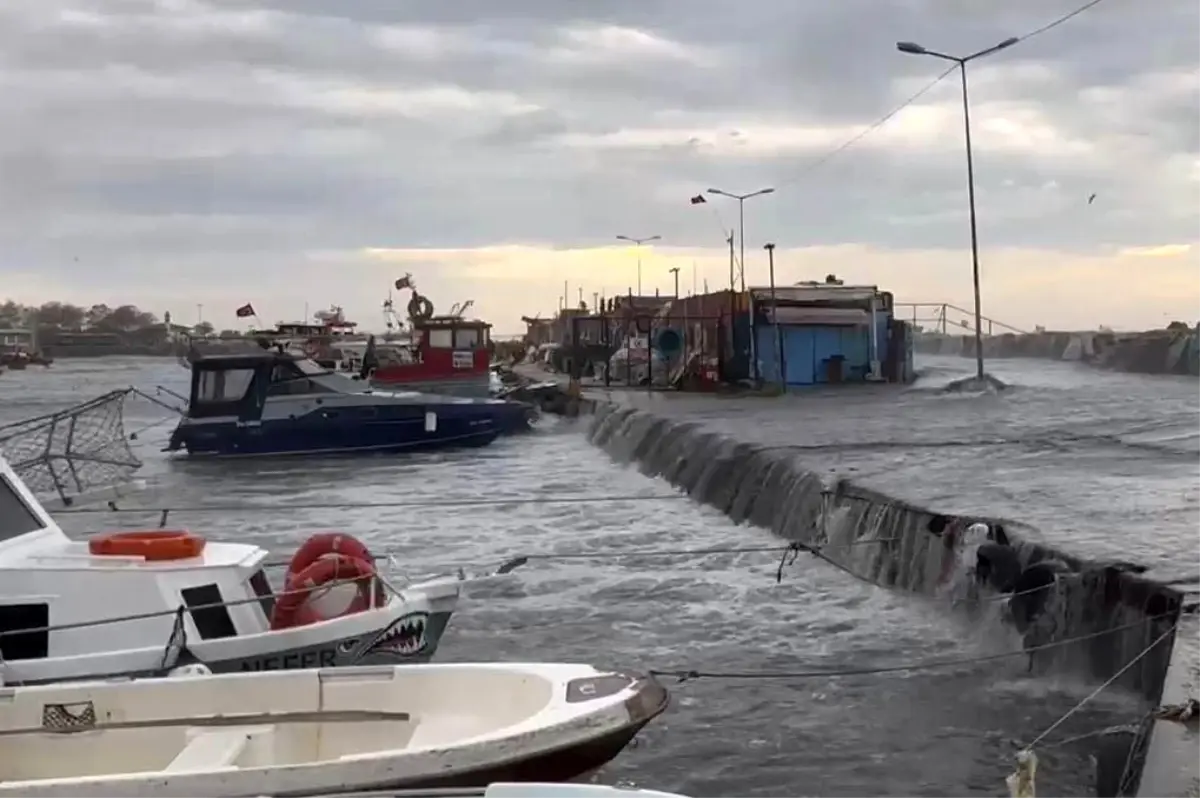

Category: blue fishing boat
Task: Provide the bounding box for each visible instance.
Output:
[166,350,532,457]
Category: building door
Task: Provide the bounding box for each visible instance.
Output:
[782,327,816,385]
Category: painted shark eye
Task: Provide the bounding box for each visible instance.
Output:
[338,638,358,654]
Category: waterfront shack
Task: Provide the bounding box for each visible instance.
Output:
[749,282,911,386]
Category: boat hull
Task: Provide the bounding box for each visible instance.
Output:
[3,586,460,686]
[0,666,668,797]
[167,403,531,457]
[368,371,492,398]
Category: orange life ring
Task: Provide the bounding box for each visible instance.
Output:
[286,533,385,607]
[270,554,378,631]
[88,530,206,561]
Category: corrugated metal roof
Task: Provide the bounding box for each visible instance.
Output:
[749,285,880,303]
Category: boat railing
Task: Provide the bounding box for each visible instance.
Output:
[0,568,470,683]
[0,390,142,507]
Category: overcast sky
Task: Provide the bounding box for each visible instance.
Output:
[1,0,1196,333]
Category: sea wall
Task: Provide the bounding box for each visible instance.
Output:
[915,328,1200,377]
[586,402,1185,703]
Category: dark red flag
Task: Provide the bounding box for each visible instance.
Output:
[235,303,256,318]
[689,194,707,205]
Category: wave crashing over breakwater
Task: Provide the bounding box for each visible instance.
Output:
[588,404,1184,702]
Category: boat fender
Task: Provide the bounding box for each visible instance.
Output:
[88,530,207,561]
[1007,559,1070,633]
[975,542,1021,593]
[271,554,378,631]
[286,533,386,607]
[168,663,213,678]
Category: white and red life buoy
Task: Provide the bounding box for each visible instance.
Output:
[271,533,388,630]
[270,553,380,631]
[286,533,377,581]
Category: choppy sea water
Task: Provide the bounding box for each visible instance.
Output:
[1,355,1195,797]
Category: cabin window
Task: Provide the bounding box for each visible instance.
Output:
[0,474,45,543]
[197,368,254,403]
[268,362,334,397]
[453,327,481,348]
[0,603,49,660]
[427,329,454,349]
[180,584,238,640]
[247,569,275,620]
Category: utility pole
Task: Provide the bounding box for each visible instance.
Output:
[707,187,775,294]
[615,234,661,296]
[668,267,680,299]
[897,36,1017,382]
[765,243,784,390]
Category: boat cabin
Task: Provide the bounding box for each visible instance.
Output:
[0,454,279,683]
[182,351,345,421]
[412,316,492,372]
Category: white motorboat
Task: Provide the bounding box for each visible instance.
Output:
[0,662,670,797]
[313,784,691,798]
[0,451,462,684]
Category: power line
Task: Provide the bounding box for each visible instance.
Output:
[773,0,1113,190]
[1017,0,1109,43]
[649,615,1175,682]
[54,493,691,517]
[774,64,958,190]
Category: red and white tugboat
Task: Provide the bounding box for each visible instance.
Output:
[353,275,494,398]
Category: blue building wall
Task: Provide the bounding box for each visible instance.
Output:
[756,322,881,385]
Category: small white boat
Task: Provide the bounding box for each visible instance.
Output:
[0,662,670,797]
[311,783,691,798]
[0,450,462,684]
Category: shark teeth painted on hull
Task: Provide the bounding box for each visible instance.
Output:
[368,611,430,657]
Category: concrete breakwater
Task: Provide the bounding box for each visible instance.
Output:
[915,328,1200,376]
[586,402,1185,705]
[585,399,1195,792]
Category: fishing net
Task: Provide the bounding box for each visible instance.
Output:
[0,389,142,506]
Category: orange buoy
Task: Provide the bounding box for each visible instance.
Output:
[88,530,206,561]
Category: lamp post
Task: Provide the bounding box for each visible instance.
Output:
[668,267,680,299]
[896,36,1018,381]
[705,188,774,293]
[764,243,784,390]
[615,234,661,295]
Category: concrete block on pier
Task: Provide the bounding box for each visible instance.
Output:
[914,328,1200,377]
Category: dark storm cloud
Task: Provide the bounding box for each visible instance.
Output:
[0,0,1196,293]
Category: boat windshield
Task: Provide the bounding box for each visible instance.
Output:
[293,358,334,377]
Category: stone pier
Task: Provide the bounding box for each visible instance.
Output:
[555,383,1194,795]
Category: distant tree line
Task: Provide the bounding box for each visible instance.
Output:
[0,300,245,338]
[0,300,160,332]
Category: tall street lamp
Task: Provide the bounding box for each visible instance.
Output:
[896,36,1018,382]
[705,188,774,293]
[668,266,680,299]
[615,234,662,295]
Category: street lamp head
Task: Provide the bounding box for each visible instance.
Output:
[759,188,775,196]
[615,235,631,242]
[763,242,775,250]
[647,235,662,242]
[896,41,927,55]
[995,36,1020,51]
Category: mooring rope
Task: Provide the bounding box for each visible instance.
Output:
[1021,624,1179,753]
[647,614,1177,683]
[54,494,692,518]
